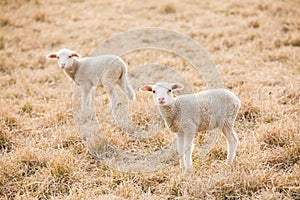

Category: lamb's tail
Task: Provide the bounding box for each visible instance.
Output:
[118,58,135,101]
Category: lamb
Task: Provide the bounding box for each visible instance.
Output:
[140,82,241,172]
[46,49,135,113]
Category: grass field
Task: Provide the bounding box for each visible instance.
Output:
[0,0,299,199]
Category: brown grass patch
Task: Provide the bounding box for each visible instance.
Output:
[0,129,13,153]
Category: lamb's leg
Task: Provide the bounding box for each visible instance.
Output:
[222,126,239,165]
[183,133,195,171]
[101,66,121,110]
[103,81,135,131]
[117,75,135,101]
[177,134,185,170]
[102,82,117,109]
[81,84,93,111]
[198,129,221,159]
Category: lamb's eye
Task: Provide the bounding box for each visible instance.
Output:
[168,89,172,92]
[57,56,59,59]
[68,55,72,58]
[153,90,156,94]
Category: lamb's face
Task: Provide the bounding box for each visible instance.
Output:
[139,82,184,107]
[152,84,174,106]
[46,49,80,69]
[56,50,74,69]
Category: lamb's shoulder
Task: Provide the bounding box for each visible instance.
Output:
[173,95,202,125]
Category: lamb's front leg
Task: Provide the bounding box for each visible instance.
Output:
[81,84,93,112]
[176,133,185,171]
[184,132,195,172]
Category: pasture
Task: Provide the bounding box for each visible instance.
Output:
[0,0,299,199]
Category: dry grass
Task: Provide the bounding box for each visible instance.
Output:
[1,0,300,199]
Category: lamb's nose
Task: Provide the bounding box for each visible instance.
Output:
[61,63,65,68]
[158,97,165,101]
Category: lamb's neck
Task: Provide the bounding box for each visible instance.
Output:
[64,59,80,82]
[158,102,177,127]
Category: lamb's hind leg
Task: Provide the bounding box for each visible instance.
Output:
[117,75,135,101]
[222,125,239,165]
[102,81,118,112]
[103,77,134,130]
[198,129,221,159]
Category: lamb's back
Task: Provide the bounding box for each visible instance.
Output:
[76,55,123,86]
[174,88,240,131]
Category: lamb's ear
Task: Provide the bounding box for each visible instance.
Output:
[171,83,184,91]
[71,51,81,58]
[139,85,153,93]
[46,52,58,60]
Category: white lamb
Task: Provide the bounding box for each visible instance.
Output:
[140,82,241,172]
[46,49,135,112]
